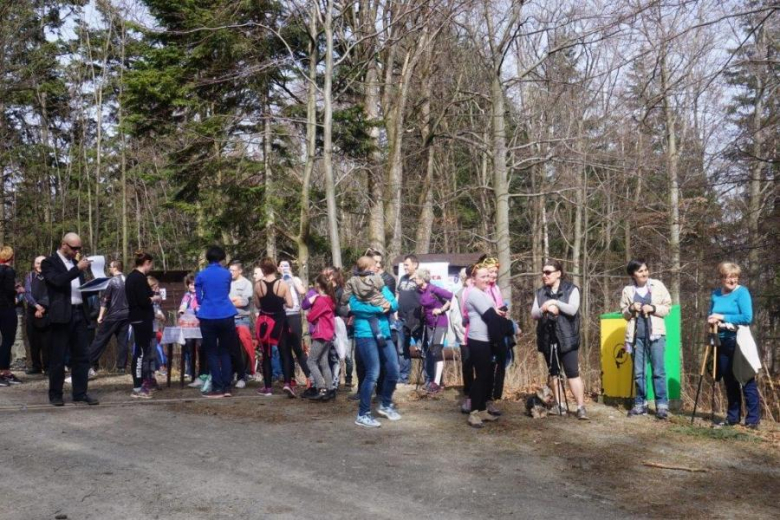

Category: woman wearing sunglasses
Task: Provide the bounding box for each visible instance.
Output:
[530,260,587,420]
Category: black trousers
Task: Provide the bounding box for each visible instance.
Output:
[467,339,495,412]
[492,342,508,401]
[131,320,155,388]
[461,342,473,396]
[26,312,51,372]
[48,308,90,400]
[89,319,130,370]
[287,314,310,379]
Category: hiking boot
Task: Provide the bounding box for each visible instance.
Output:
[461,398,471,414]
[132,387,152,399]
[576,406,589,421]
[283,384,297,398]
[301,387,318,399]
[468,410,484,428]
[74,394,99,406]
[655,407,669,420]
[479,410,499,422]
[486,401,502,416]
[376,403,402,421]
[355,413,381,428]
[627,405,648,417]
[257,387,273,396]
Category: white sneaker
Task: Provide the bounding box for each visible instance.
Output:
[64,376,72,385]
[355,414,381,428]
[376,403,402,421]
[188,377,204,388]
[235,379,246,389]
[88,368,97,379]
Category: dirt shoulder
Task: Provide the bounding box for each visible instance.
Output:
[1,373,778,519]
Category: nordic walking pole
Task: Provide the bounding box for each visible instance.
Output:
[710,323,719,423]
[690,338,712,425]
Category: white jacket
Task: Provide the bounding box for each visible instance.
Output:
[621,278,672,344]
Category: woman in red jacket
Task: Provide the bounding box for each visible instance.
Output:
[306,274,337,401]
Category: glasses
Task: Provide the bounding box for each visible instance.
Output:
[66,243,82,251]
[542,269,559,276]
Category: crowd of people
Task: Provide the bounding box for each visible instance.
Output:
[0,234,761,430]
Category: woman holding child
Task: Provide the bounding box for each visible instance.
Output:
[347,256,400,428]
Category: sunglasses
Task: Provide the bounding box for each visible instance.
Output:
[542,269,559,276]
[66,244,82,251]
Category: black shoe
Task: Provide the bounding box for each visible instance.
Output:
[50,396,65,407]
[301,387,319,399]
[1,374,22,385]
[327,389,337,401]
[74,394,100,406]
[746,423,759,430]
[344,380,353,389]
[25,368,42,375]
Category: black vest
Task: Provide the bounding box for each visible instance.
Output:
[535,280,581,354]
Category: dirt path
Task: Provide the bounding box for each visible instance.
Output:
[1,374,778,520]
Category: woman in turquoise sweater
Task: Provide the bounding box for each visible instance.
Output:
[707,262,759,428]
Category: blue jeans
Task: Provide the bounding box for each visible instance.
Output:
[633,336,668,408]
[200,317,236,393]
[355,337,399,416]
[395,319,411,383]
[718,335,760,426]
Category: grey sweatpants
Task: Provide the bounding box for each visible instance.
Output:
[307,339,333,390]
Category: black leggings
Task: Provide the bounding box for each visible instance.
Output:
[492,342,508,400]
[544,345,579,379]
[461,342,474,395]
[131,320,155,388]
[467,339,495,412]
[0,308,18,370]
[286,314,310,379]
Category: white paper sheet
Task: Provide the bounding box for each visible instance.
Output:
[88,255,107,279]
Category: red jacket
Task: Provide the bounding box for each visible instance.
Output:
[306,294,335,341]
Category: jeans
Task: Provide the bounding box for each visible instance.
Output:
[396,319,411,383]
[200,317,237,393]
[717,335,760,426]
[633,336,668,408]
[355,337,399,416]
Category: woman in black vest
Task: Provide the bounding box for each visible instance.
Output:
[531,260,588,420]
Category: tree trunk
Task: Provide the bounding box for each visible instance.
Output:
[660,48,681,304]
[322,0,342,267]
[415,44,435,254]
[264,97,276,259]
[490,73,512,304]
[747,25,766,286]
[572,127,585,287]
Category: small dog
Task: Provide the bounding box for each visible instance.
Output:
[526,386,555,418]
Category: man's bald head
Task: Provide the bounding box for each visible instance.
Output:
[60,233,83,260]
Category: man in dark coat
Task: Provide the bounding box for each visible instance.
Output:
[41,233,99,406]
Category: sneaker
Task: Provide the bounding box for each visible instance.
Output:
[203,391,226,399]
[257,387,273,396]
[376,403,402,421]
[479,410,499,422]
[188,377,205,388]
[344,380,354,389]
[25,368,42,375]
[348,392,360,401]
[468,410,484,428]
[627,405,648,417]
[0,378,9,387]
[201,376,213,394]
[283,384,297,398]
[460,398,471,414]
[576,406,589,421]
[64,376,72,385]
[301,387,318,399]
[427,382,443,395]
[1,373,22,385]
[88,368,97,379]
[355,413,381,428]
[746,423,759,430]
[655,407,669,420]
[311,388,329,401]
[235,379,246,389]
[132,387,152,399]
[550,404,567,416]
[486,401,502,416]
[324,389,337,401]
[223,390,233,397]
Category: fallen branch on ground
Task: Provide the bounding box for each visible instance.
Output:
[642,461,707,473]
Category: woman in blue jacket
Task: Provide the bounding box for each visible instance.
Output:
[707,262,758,428]
[349,271,400,428]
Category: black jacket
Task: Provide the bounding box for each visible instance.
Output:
[41,252,86,324]
[0,265,17,309]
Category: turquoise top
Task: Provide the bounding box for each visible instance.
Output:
[349,286,398,338]
[709,285,753,336]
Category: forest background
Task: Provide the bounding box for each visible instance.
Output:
[1,0,777,418]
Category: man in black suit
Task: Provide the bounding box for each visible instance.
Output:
[41,233,99,406]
